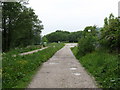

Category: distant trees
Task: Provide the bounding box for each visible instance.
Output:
[44,30,83,43]
[45,30,70,42]
[68,31,83,42]
[2,2,43,52]
[44,26,99,43]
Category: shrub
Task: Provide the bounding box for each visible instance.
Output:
[78,35,96,56]
[100,14,120,53]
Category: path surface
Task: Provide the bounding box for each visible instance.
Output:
[19,47,48,56]
[28,43,97,88]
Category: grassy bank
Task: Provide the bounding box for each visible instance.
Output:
[71,47,120,89]
[2,43,64,88]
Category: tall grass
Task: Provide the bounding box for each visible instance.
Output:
[71,47,120,89]
[2,43,64,88]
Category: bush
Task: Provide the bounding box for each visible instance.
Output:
[78,35,96,56]
[100,14,120,53]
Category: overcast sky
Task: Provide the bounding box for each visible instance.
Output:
[28,0,120,36]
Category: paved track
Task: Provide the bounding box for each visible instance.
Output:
[28,43,97,88]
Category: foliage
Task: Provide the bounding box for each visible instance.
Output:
[44,25,100,43]
[83,25,98,36]
[45,30,70,42]
[2,43,64,88]
[72,47,120,89]
[68,31,83,42]
[78,35,96,56]
[100,14,120,53]
[44,30,83,43]
[2,2,43,52]
[77,26,98,56]
[42,36,48,43]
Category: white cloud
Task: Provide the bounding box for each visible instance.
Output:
[28,0,120,35]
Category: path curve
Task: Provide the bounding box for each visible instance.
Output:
[28,43,97,88]
[19,47,48,56]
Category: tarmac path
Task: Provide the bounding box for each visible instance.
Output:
[28,43,97,88]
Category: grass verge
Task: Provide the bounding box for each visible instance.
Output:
[2,43,64,88]
[71,46,120,89]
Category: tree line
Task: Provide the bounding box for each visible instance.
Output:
[43,30,84,43]
[2,2,43,52]
[43,26,100,43]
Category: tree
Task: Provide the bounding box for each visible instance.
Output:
[2,2,43,52]
[2,2,23,51]
[68,31,83,42]
[83,25,98,37]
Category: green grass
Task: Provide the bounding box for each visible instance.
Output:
[2,43,64,88]
[71,47,120,89]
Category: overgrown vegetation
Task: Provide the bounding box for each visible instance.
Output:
[72,47,119,88]
[100,14,120,53]
[2,43,64,88]
[71,14,120,89]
